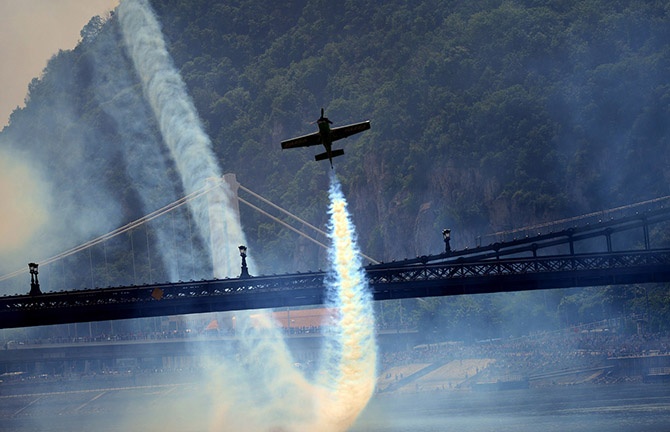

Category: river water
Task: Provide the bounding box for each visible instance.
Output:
[1,382,669,431]
[351,383,670,432]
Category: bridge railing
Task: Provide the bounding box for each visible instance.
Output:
[4,249,669,308]
[1,249,669,328]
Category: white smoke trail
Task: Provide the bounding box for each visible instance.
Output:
[314,171,377,430]
[90,21,210,282]
[204,172,376,432]
[117,0,245,278]
[116,1,375,429]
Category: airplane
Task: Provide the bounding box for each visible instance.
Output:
[280,108,371,168]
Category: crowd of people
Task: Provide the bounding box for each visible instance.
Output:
[380,326,670,384]
[3,324,330,349]
[3,315,669,392]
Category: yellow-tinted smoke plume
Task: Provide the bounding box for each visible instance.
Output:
[313,172,377,430]
[203,173,376,432]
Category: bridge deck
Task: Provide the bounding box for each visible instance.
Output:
[1,249,669,329]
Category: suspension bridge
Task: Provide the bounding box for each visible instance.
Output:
[1,176,670,329]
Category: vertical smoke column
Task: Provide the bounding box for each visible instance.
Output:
[204,172,377,432]
[117,0,246,277]
[316,171,377,431]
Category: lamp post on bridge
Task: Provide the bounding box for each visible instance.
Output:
[442,229,451,254]
[238,245,250,278]
[29,262,42,296]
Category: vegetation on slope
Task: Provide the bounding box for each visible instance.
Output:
[1,0,669,336]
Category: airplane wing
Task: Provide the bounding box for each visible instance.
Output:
[330,121,371,142]
[281,131,322,149]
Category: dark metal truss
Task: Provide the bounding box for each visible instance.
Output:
[1,249,669,329]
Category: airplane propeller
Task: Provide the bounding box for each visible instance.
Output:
[313,107,332,125]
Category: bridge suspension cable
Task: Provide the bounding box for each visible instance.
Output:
[0,183,216,283]
[0,177,380,284]
[482,195,670,244]
[239,185,329,238]
[237,184,379,264]
[2,181,668,285]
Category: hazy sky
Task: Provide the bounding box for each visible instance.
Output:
[0,0,119,128]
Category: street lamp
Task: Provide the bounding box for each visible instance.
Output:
[29,262,42,296]
[442,229,451,254]
[238,245,250,278]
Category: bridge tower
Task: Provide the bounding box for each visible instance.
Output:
[206,174,242,278]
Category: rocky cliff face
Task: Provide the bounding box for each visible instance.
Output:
[343,154,572,263]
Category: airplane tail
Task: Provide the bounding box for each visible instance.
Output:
[315,149,344,161]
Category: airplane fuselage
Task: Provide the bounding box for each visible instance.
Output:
[317,119,334,152]
[317,119,332,141]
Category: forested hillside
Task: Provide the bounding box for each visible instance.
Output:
[1,0,669,337]
[153,0,670,259]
